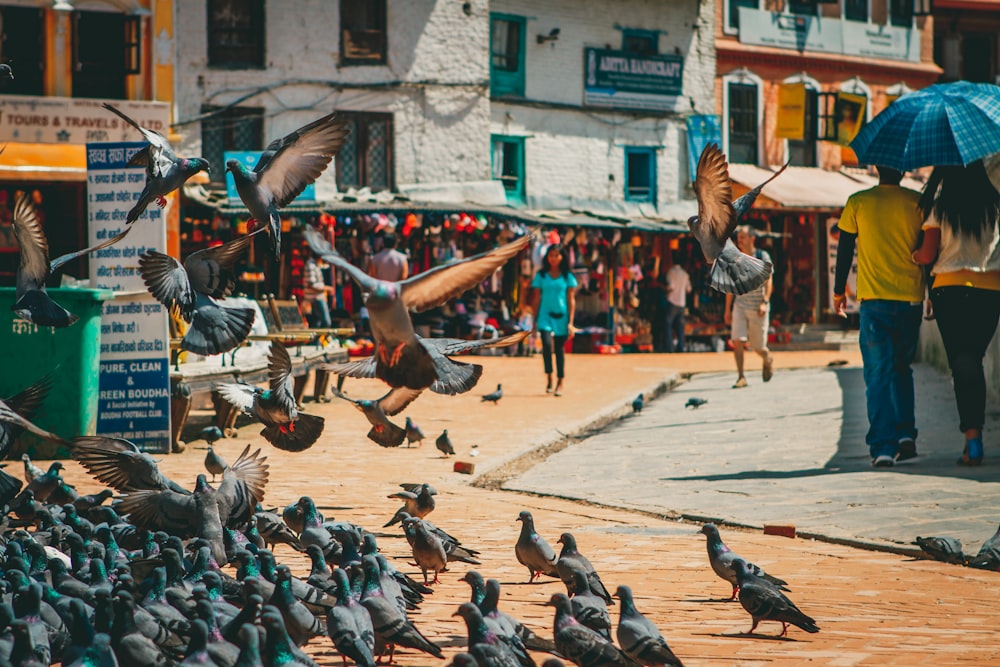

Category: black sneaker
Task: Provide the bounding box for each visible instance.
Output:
[898,438,917,461]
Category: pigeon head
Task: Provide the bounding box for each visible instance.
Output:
[194,474,212,493]
[730,558,752,582]
[183,157,211,177]
[450,654,480,667]
[368,281,400,305]
[452,601,483,623]
[0,64,12,80]
[545,592,573,612]
[516,510,533,525]
[557,532,576,549]
[226,159,251,179]
[461,570,484,588]
[699,523,721,540]
[613,584,633,605]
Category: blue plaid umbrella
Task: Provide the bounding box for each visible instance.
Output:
[851,81,1000,171]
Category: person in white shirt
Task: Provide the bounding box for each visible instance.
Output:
[665,255,692,353]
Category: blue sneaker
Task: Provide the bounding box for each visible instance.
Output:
[871,444,898,468]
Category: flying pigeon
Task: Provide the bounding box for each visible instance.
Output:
[307,225,532,393]
[481,384,503,404]
[515,510,559,582]
[0,375,66,457]
[700,523,788,600]
[330,386,421,448]
[217,341,326,452]
[227,112,349,258]
[912,535,966,565]
[631,394,643,413]
[70,435,190,494]
[102,103,211,224]
[10,192,132,327]
[614,585,684,667]
[203,445,226,482]
[732,558,819,636]
[546,593,635,667]
[405,416,425,447]
[685,397,708,409]
[436,429,456,457]
[689,144,784,294]
[968,524,1000,571]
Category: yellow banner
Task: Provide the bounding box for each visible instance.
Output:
[776,83,806,140]
[836,92,867,146]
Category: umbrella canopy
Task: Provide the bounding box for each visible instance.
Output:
[850,81,1000,171]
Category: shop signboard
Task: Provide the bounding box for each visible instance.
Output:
[583,48,684,112]
[224,151,315,203]
[686,115,722,182]
[87,141,171,453]
[826,216,859,314]
[0,95,169,144]
[842,20,920,63]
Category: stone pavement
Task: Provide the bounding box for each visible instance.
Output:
[36,349,1000,666]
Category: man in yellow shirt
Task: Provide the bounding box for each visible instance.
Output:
[834,166,925,468]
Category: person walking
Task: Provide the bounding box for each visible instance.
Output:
[911,161,1000,466]
[302,246,333,328]
[665,255,692,353]
[530,243,578,396]
[834,165,924,468]
[724,226,774,388]
[369,232,409,281]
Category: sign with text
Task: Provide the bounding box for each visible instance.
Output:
[0,95,169,144]
[87,142,171,452]
[776,83,807,140]
[225,151,316,203]
[584,48,684,112]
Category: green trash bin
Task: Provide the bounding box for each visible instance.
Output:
[0,286,114,459]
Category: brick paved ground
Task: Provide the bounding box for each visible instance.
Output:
[39,349,1000,666]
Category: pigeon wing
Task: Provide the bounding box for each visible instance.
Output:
[70,435,186,492]
[115,488,197,536]
[2,375,53,423]
[139,250,196,321]
[255,113,350,207]
[400,234,531,313]
[377,387,424,417]
[693,144,737,243]
[0,405,67,445]
[216,444,269,527]
[216,383,258,414]
[50,225,134,275]
[267,341,297,409]
[301,226,340,263]
[11,192,51,289]
[320,355,377,379]
[183,229,262,299]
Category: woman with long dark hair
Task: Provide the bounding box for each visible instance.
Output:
[913,160,1000,466]
[529,243,578,396]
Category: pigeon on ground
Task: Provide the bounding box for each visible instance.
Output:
[217,341,326,452]
[260,609,313,667]
[436,430,456,457]
[71,435,190,494]
[481,384,503,405]
[327,569,376,667]
[453,602,524,667]
[269,565,326,646]
[307,225,532,393]
[359,556,443,662]
[912,535,966,565]
[396,511,479,562]
[203,446,226,482]
[330,387,421,448]
[385,483,436,526]
[968,524,1000,571]
[557,532,612,605]
[700,523,788,600]
[10,192,132,328]
[404,517,448,585]
[631,394,643,413]
[689,144,784,294]
[614,585,684,667]
[255,511,305,552]
[200,425,223,446]
[515,511,560,582]
[0,376,67,455]
[547,593,636,667]
[732,558,819,636]
[405,416,425,447]
[102,103,211,224]
[21,452,45,484]
[227,112,349,258]
[565,567,613,640]
[685,397,708,409]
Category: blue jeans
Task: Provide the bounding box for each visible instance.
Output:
[665,304,686,353]
[307,297,332,328]
[859,300,922,457]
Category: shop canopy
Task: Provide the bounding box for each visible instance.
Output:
[727,164,926,210]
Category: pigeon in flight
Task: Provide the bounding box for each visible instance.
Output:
[732,558,818,636]
[912,535,966,565]
[10,192,132,327]
[481,384,503,404]
[685,397,708,409]
[404,416,425,447]
[227,112,349,258]
[0,376,63,459]
[689,144,785,294]
[217,341,326,452]
[436,429,456,457]
[70,435,190,494]
[631,394,643,413]
[700,523,788,600]
[330,386,422,448]
[102,103,211,224]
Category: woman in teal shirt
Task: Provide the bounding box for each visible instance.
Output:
[530,243,578,396]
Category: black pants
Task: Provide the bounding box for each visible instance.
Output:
[931,285,1000,432]
[665,304,686,353]
[540,331,567,378]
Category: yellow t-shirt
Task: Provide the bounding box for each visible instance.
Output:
[838,185,924,302]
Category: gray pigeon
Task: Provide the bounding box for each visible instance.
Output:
[405,416,425,447]
[452,602,523,667]
[565,568,612,640]
[557,532,613,605]
[515,511,559,582]
[481,384,503,404]
[71,435,190,494]
[546,593,636,667]
[217,342,325,452]
[386,483,436,525]
[0,376,66,456]
[436,430,456,457]
[254,511,304,552]
[269,565,325,647]
[631,394,643,413]
[102,103,211,224]
[404,517,448,585]
[10,192,131,328]
[204,446,226,482]
[731,559,818,636]
[912,535,966,565]
[359,556,443,662]
[699,523,788,600]
[307,225,531,394]
[21,452,45,484]
[968,524,1000,571]
[688,144,781,295]
[614,585,683,667]
[227,113,349,258]
[685,397,708,409]
[326,568,376,667]
[330,387,421,448]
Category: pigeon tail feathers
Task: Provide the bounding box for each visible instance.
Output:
[261,413,325,452]
[709,239,772,295]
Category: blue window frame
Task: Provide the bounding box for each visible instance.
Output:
[491,135,525,205]
[490,13,525,98]
[625,147,656,204]
[622,29,658,55]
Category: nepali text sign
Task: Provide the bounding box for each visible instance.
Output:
[0,95,169,144]
[87,142,171,453]
[225,151,316,203]
[584,48,684,112]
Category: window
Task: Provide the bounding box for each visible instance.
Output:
[727,82,759,164]
[787,1,818,16]
[340,0,386,65]
[844,0,868,22]
[726,0,758,32]
[200,106,265,182]
[622,29,658,55]
[624,148,656,204]
[491,136,525,205]
[889,0,913,27]
[490,14,525,98]
[73,11,139,100]
[963,34,996,83]
[207,0,265,69]
[0,7,43,96]
[337,113,393,192]
[787,88,818,167]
